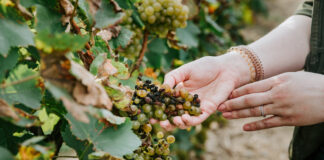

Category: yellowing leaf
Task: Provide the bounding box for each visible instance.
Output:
[18,146,41,160]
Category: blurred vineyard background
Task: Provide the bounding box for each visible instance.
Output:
[205,0,303,160]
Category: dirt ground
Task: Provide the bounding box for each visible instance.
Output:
[205,1,304,160]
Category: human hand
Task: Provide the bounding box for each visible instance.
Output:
[219,72,324,131]
[158,53,251,130]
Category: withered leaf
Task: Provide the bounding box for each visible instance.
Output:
[0,99,19,121]
[61,97,90,123]
[96,26,121,42]
[70,61,112,110]
[167,31,188,50]
[98,59,118,79]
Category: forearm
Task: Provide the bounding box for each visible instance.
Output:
[248,15,312,78]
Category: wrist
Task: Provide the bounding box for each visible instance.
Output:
[221,51,252,87]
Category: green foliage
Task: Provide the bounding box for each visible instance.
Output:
[0,65,41,109]
[0,19,34,56]
[66,114,141,158]
[0,146,14,160]
[0,0,267,159]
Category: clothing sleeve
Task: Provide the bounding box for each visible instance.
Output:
[295,0,313,17]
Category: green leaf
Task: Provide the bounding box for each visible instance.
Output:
[94,0,124,28]
[111,61,129,79]
[0,18,34,56]
[90,53,106,75]
[0,146,14,160]
[78,0,94,26]
[0,65,41,110]
[148,38,168,54]
[35,5,65,33]
[0,118,31,154]
[66,114,141,158]
[176,22,201,48]
[111,27,134,48]
[37,108,60,135]
[61,123,94,160]
[35,31,89,54]
[0,48,19,82]
[205,15,224,35]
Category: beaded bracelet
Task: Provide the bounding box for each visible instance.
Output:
[228,46,264,82]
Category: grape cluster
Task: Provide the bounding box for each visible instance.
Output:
[136,0,189,37]
[119,10,143,60]
[123,78,201,160]
[124,130,174,160]
[132,78,201,122]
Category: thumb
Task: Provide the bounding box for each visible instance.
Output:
[164,65,190,88]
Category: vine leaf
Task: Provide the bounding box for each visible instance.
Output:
[0,99,19,121]
[0,146,14,160]
[94,0,124,29]
[90,53,107,75]
[0,48,19,82]
[61,123,94,160]
[35,31,89,54]
[36,108,60,135]
[110,27,134,49]
[0,65,41,110]
[100,109,125,125]
[45,81,90,123]
[97,59,118,78]
[70,61,112,110]
[176,21,201,48]
[0,19,34,56]
[66,114,141,158]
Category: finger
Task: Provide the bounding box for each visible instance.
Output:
[231,78,275,98]
[222,104,277,119]
[173,116,190,129]
[209,80,235,112]
[243,116,286,131]
[164,65,190,88]
[219,92,272,112]
[182,112,210,126]
[160,120,176,131]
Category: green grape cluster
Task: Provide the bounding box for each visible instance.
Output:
[119,10,143,60]
[124,129,175,160]
[136,0,189,37]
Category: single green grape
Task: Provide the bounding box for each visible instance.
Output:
[143,104,152,113]
[132,121,141,130]
[155,109,164,119]
[145,6,154,16]
[146,146,155,156]
[183,101,191,110]
[157,131,164,139]
[166,135,175,144]
[143,123,152,133]
[138,113,147,124]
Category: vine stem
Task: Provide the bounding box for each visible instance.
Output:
[0,74,39,89]
[131,30,149,74]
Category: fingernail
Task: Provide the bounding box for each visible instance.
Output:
[244,125,251,131]
[218,104,226,111]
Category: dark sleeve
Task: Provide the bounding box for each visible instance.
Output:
[295,0,313,17]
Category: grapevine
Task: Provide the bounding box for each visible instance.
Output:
[0,0,266,159]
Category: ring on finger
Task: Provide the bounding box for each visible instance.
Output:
[259,105,266,117]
